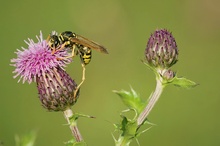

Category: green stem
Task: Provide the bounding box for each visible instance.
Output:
[116,136,131,146]
[137,77,164,126]
[63,108,83,142]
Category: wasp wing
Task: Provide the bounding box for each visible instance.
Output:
[70,35,108,54]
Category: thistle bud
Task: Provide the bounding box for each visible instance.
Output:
[145,29,178,69]
[37,67,79,111]
[162,69,175,80]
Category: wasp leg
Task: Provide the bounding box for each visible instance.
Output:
[52,43,66,55]
[46,35,57,55]
[51,47,57,55]
[64,45,77,59]
[56,44,77,61]
[74,63,86,99]
[73,55,86,99]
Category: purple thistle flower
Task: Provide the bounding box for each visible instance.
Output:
[11,31,79,111]
[145,29,178,69]
[11,31,72,84]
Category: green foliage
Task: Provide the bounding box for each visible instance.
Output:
[113,88,153,146]
[114,115,138,146]
[113,87,146,115]
[15,131,37,146]
[143,61,198,89]
[169,76,198,89]
[113,59,198,145]
[69,113,95,124]
[64,139,87,146]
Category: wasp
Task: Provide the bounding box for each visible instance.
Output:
[46,31,108,98]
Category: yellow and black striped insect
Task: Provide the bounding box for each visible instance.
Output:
[46,31,108,97]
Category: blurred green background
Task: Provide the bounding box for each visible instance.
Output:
[1,0,220,145]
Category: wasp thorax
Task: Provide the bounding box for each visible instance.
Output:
[60,31,76,41]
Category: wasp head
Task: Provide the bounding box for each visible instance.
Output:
[47,35,60,49]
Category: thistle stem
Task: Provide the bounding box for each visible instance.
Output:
[63,108,83,142]
[137,77,164,126]
[116,136,131,146]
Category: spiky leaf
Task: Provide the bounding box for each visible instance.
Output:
[170,76,198,89]
[113,87,146,114]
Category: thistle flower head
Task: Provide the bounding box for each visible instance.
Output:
[145,29,178,69]
[11,31,79,111]
[11,31,72,84]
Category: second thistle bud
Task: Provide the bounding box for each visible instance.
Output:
[37,67,80,111]
[145,29,178,69]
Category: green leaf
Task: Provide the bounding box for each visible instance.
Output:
[142,60,155,71]
[113,87,146,114]
[64,139,87,146]
[64,139,75,146]
[119,116,138,139]
[120,116,129,136]
[69,113,95,122]
[114,115,139,146]
[15,131,37,146]
[170,76,198,89]
[73,142,87,146]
